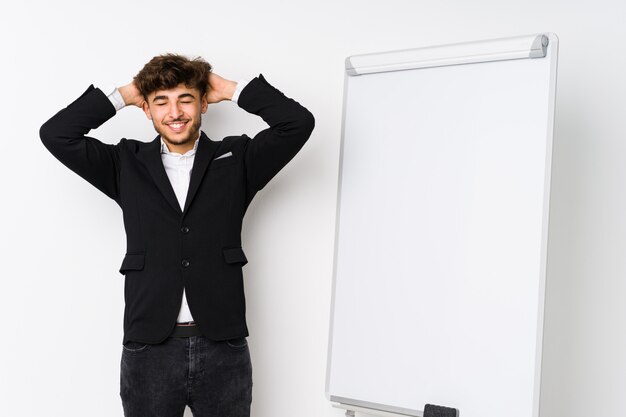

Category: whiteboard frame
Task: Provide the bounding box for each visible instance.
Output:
[325,32,559,417]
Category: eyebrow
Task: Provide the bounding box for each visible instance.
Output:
[152,92,197,102]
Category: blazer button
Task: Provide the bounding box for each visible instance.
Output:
[181,226,190,233]
[181,259,190,268]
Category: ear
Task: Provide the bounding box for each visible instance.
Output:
[142,100,152,120]
[201,93,208,114]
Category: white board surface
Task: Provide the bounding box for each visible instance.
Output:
[326,33,559,417]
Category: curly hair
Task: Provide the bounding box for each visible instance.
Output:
[134,53,213,99]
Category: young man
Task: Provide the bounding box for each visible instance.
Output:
[39,54,315,417]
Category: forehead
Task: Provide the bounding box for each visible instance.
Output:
[149,83,201,100]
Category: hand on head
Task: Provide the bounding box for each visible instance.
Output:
[205,72,237,104]
[118,82,145,108]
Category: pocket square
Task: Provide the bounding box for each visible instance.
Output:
[214,151,232,160]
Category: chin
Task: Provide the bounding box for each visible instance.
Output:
[159,130,196,144]
[166,136,192,144]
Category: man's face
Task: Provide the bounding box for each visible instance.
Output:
[142,83,208,148]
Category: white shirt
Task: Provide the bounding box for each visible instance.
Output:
[106,78,250,323]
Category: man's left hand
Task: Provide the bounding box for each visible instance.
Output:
[206,72,237,104]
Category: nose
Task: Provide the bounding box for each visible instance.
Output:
[168,102,183,119]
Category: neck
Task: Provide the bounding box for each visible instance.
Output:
[162,132,201,154]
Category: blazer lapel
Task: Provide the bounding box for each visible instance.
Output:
[136,132,220,218]
[137,136,183,216]
[183,132,219,216]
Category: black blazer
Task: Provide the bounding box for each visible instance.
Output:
[40,74,315,345]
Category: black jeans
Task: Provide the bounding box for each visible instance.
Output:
[120,335,252,417]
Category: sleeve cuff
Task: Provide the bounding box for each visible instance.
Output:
[231,79,250,104]
[106,87,126,112]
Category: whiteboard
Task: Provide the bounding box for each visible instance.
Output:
[326,33,559,417]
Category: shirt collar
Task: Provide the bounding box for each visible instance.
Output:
[160,133,201,156]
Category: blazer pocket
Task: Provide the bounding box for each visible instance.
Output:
[119,253,145,275]
[222,247,248,266]
[209,155,238,170]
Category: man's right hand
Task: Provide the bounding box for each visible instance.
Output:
[118,82,145,108]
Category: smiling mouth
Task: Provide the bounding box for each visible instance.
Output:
[166,121,189,133]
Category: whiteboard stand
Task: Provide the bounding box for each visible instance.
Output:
[332,402,418,417]
[333,401,459,417]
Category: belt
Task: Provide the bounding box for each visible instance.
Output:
[169,321,202,337]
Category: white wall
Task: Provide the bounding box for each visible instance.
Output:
[0,1,624,416]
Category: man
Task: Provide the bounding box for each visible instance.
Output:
[39,54,315,417]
